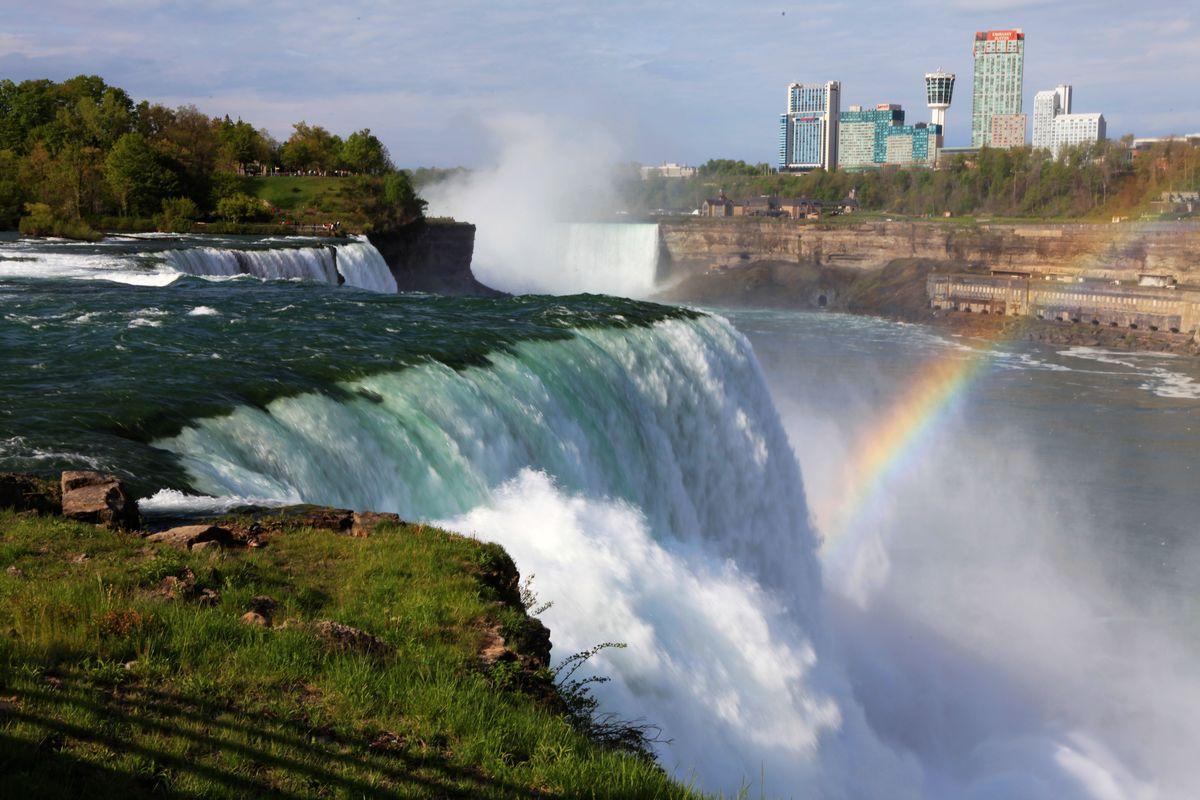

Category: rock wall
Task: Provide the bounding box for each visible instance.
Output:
[659,219,1200,281]
[369,221,501,296]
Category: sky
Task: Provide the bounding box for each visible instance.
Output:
[1,0,1198,167]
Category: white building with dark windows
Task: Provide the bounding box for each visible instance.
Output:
[778,81,840,172]
[1052,113,1106,155]
[1032,85,1073,150]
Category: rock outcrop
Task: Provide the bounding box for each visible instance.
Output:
[369,220,501,296]
[60,471,139,530]
[658,218,1200,283]
[0,473,61,514]
[145,524,235,550]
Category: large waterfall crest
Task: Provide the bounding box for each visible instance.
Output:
[151,314,921,793]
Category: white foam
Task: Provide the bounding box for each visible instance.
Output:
[139,488,288,516]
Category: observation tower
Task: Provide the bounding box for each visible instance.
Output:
[925,70,955,133]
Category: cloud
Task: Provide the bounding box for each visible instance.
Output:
[1,1,1197,164]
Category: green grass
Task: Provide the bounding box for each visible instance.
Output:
[246,177,368,228]
[0,511,698,798]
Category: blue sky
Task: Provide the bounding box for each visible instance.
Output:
[2,1,1197,166]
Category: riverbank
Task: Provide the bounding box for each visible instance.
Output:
[0,472,691,799]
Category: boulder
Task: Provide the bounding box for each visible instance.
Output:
[0,473,62,514]
[312,620,390,655]
[145,524,233,550]
[60,471,139,530]
[246,596,278,625]
[350,511,403,537]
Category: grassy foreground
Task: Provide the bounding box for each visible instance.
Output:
[0,510,696,798]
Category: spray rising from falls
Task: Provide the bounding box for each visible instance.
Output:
[423,114,660,298]
[467,222,662,298]
[145,309,1165,798]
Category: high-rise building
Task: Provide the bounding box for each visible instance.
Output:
[885,123,942,167]
[1032,85,1072,150]
[925,70,956,141]
[1052,113,1106,155]
[990,113,1027,148]
[838,104,904,170]
[837,104,940,170]
[778,81,840,171]
[971,29,1025,148]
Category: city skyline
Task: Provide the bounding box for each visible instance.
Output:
[0,1,1197,167]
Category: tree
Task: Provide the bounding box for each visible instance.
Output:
[280,122,341,174]
[0,150,22,228]
[104,132,179,216]
[340,129,392,175]
[218,118,269,175]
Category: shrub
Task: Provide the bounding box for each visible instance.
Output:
[215,192,270,223]
[17,203,102,241]
[154,196,201,232]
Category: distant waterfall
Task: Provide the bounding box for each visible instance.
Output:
[334,236,397,293]
[469,222,661,298]
[160,239,395,292]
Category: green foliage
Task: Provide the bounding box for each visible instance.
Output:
[0,75,430,233]
[0,511,695,798]
[624,142,1200,220]
[341,128,392,175]
[342,172,428,231]
[280,121,342,174]
[0,150,22,227]
[16,201,101,241]
[214,192,269,223]
[104,132,180,216]
[153,196,200,232]
[697,158,773,177]
[217,117,271,174]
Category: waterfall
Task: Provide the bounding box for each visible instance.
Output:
[470,222,661,298]
[160,247,242,277]
[333,236,397,293]
[150,313,917,795]
[161,239,395,292]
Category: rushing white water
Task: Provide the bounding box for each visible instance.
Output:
[154,315,913,793]
[161,247,243,277]
[147,312,1181,797]
[334,236,398,293]
[461,222,661,297]
[0,248,182,286]
[0,235,397,293]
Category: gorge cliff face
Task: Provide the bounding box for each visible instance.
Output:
[659,219,1200,282]
[656,219,1200,318]
[369,221,501,296]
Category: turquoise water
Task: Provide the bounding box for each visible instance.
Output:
[0,275,692,492]
[2,237,1198,797]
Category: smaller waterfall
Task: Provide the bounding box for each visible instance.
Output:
[334,237,397,293]
[236,247,339,284]
[162,247,242,277]
[163,240,396,293]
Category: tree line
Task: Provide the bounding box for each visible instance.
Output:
[625,141,1200,220]
[0,74,424,237]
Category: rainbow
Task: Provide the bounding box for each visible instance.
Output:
[820,339,996,558]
